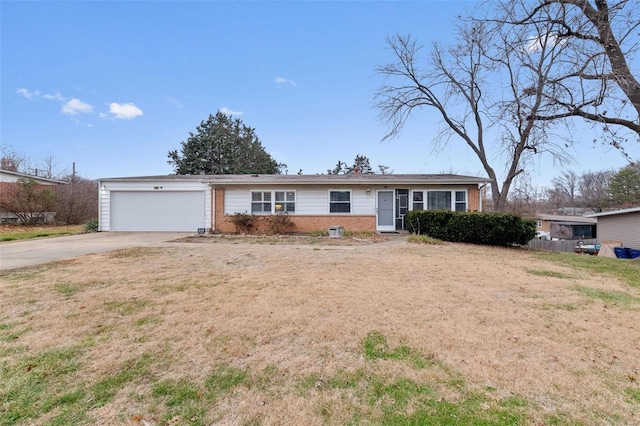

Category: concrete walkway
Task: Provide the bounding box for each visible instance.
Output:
[0,232,189,270]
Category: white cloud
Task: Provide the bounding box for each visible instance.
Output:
[275,77,297,86]
[43,92,67,101]
[525,32,564,53]
[166,97,183,108]
[219,107,244,116]
[106,102,144,119]
[16,88,40,99]
[62,98,94,115]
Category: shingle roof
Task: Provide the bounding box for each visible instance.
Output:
[0,168,67,185]
[585,207,640,218]
[99,173,491,186]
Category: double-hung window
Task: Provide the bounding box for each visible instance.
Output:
[274,191,296,213]
[251,191,296,214]
[251,191,272,214]
[412,191,424,210]
[329,190,351,213]
[454,191,467,211]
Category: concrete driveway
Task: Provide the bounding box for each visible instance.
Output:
[0,232,190,270]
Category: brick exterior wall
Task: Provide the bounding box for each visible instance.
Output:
[215,213,376,234]
[468,186,480,211]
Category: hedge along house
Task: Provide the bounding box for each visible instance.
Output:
[98,174,489,233]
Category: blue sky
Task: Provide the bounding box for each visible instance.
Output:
[2,1,638,188]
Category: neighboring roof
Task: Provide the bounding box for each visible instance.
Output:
[0,168,67,185]
[99,173,491,186]
[535,214,597,224]
[585,207,640,218]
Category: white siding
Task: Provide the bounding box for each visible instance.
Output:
[223,186,376,215]
[597,212,640,248]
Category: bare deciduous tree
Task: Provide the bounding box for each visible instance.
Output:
[577,169,613,211]
[491,0,640,145]
[0,145,29,173]
[376,19,571,211]
[0,180,58,225]
[551,170,579,205]
[54,175,98,224]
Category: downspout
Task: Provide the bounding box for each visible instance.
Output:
[210,186,215,232]
[478,182,488,212]
[98,180,103,231]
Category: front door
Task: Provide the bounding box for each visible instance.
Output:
[376,190,395,231]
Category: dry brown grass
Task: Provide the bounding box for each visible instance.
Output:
[1,237,639,425]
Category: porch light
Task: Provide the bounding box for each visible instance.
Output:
[366,188,371,195]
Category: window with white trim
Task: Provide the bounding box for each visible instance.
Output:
[427,191,451,210]
[251,191,296,214]
[274,191,295,213]
[411,190,468,212]
[455,191,467,211]
[329,190,351,213]
[251,191,272,214]
[412,191,424,210]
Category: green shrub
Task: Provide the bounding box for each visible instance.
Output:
[84,218,99,232]
[406,210,536,246]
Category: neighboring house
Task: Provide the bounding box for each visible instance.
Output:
[586,207,640,249]
[98,174,489,233]
[532,213,597,240]
[0,169,66,224]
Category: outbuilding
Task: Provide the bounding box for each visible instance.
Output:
[98,173,489,233]
[586,207,640,249]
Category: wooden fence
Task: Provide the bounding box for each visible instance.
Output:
[527,238,597,253]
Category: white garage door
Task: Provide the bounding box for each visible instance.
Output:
[110,191,206,232]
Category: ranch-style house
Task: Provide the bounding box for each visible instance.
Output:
[98,173,490,233]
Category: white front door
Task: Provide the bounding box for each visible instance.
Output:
[376,190,395,231]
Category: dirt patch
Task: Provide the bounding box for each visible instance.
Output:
[1,238,639,425]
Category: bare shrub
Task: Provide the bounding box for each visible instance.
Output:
[262,214,294,235]
[228,212,256,234]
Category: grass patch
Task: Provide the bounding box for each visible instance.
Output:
[0,225,84,241]
[205,364,249,395]
[0,325,30,343]
[534,250,640,289]
[134,316,162,327]
[573,285,639,308]
[0,349,154,425]
[407,234,443,245]
[362,331,431,368]
[103,299,149,316]
[150,364,249,424]
[625,387,640,404]
[0,346,82,424]
[53,282,83,298]
[109,247,162,259]
[527,268,573,279]
[295,333,538,425]
[541,303,578,311]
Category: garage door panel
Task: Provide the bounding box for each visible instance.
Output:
[111,191,205,232]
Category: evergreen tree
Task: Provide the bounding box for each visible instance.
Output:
[608,163,640,207]
[168,111,280,175]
